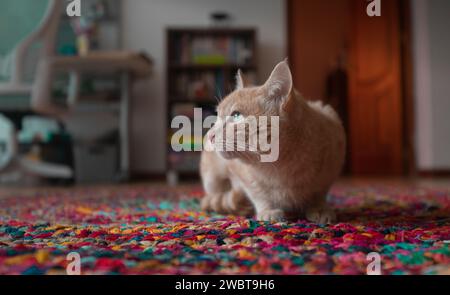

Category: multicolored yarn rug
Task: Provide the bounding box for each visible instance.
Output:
[0,181,449,275]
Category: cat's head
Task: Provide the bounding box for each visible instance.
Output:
[206,60,294,162]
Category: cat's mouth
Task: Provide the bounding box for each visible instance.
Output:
[207,127,262,162]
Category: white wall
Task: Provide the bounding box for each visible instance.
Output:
[122,0,287,173]
[412,0,450,170]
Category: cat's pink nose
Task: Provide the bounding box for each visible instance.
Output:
[209,132,215,143]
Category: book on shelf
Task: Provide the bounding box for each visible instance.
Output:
[173,72,217,101]
[172,71,226,102]
[171,103,215,119]
[171,70,257,102]
[169,103,216,166]
[174,35,253,66]
[167,28,257,175]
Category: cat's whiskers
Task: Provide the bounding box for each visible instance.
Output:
[218,139,279,168]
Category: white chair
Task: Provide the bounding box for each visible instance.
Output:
[0,0,73,180]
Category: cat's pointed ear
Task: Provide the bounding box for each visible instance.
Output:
[235,69,245,90]
[262,59,293,107]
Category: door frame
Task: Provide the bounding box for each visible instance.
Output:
[399,0,416,176]
[286,0,416,176]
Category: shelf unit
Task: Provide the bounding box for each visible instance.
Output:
[166,28,258,182]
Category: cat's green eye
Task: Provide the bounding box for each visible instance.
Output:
[231,111,243,122]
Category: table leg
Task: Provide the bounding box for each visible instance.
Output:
[119,72,130,180]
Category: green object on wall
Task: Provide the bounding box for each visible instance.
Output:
[56,21,77,56]
[0,0,50,81]
[0,0,49,56]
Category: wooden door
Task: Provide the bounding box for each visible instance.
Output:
[348,0,404,175]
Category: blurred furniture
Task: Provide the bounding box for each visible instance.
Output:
[0,0,152,182]
[59,0,122,53]
[0,0,72,179]
[0,115,16,171]
[166,28,257,184]
[33,51,152,180]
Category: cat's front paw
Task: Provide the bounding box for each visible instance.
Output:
[257,209,285,222]
[305,207,336,224]
[201,194,221,212]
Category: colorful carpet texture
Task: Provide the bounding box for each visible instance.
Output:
[0,182,449,275]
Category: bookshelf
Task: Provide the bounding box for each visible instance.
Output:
[166,28,258,182]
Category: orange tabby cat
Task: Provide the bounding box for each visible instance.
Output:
[200,60,346,223]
